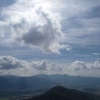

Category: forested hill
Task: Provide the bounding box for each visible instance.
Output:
[28,86,100,100]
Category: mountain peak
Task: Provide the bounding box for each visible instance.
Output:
[51,85,65,90]
[28,86,100,100]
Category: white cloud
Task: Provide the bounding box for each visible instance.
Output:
[49,63,63,71]
[70,60,100,71]
[0,0,72,54]
[88,61,100,69]
[94,61,100,69]
[0,56,100,76]
[92,53,100,56]
[0,56,27,69]
[0,0,100,52]
[0,56,64,76]
[70,61,87,71]
[30,61,47,71]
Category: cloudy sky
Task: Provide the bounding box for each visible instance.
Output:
[0,0,100,77]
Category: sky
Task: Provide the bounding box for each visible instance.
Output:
[0,0,100,77]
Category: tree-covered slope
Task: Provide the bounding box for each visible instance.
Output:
[28,86,100,100]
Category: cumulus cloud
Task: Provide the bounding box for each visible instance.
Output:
[49,63,63,71]
[0,56,64,76]
[30,61,47,71]
[0,56,45,70]
[0,0,100,53]
[88,61,100,69]
[70,60,100,71]
[70,61,87,71]
[0,56,100,76]
[0,0,72,54]
[0,56,26,69]
[94,61,100,69]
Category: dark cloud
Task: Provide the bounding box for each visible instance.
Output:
[20,14,58,52]
[85,5,100,19]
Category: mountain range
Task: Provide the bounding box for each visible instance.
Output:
[1,74,100,99]
[0,74,100,91]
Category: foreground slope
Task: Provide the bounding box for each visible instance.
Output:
[28,86,100,100]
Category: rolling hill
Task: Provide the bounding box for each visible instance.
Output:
[27,86,100,100]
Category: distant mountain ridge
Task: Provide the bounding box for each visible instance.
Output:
[27,86,100,100]
[0,74,100,90]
